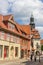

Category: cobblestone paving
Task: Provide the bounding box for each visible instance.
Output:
[0,57,43,65]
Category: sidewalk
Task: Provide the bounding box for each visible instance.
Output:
[0,58,28,64]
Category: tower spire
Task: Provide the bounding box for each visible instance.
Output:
[30,13,35,30]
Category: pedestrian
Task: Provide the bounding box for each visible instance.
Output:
[34,54,36,62]
[34,56,36,62]
[39,53,40,62]
[30,54,33,61]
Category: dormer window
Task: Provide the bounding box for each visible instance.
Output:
[8,22,15,30]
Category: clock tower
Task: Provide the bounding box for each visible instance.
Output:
[30,14,35,30]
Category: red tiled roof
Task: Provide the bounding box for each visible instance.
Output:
[0,15,3,21]
[40,40,43,44]
[3,14,12,21]
[21,25,31,35]
[0,14,31,40]
[31,29,40,39]
[0,14,40,40]
[33,35,40,39]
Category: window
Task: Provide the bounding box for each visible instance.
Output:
[8,22,15,30]
[7,34,10,41]
[1,31,4,40]
[4,46,9,58]
[16,37,20,43]
[11,35,14,42]
[0,45,3,58]
[25,49,27,55]
[15,47,18,57]
[14,37,16,43]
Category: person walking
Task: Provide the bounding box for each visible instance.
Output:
[30,54,33,61]
[34,55,36,62]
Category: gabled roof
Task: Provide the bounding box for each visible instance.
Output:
[0,14,40,40]
[0,14,31,40]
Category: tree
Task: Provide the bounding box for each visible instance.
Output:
[41,45,43,51]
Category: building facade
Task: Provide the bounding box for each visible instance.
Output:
[0,15,31,60]
[30,14,41,55]
[0,14,41,60]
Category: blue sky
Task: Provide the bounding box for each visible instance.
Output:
[0,0,43,39]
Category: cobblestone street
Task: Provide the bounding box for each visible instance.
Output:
[0,57,43,65]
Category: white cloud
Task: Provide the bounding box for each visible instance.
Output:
[11,0,43,26]
[0,0,43,38]
[36,26,43,39]
[36,26,43,33]
[0,0,43,25]
[0,0,9,15]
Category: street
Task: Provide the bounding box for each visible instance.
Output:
[0,57,43,65]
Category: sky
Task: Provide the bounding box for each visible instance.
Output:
[0,0,43,39]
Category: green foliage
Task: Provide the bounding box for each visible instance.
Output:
[41,45,43,51]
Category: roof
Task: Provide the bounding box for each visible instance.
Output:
[21,25,31,35]
[0,14,31,40]
[3,14,12,21]
[33,35,40,39]
[40,40,43,44]
[31,29,40,39]
[0,14,40,40]
[0,15,3,21]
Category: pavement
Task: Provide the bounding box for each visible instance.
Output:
[0,57,43,65]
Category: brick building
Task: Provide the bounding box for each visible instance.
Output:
[0,14,41,60]
[0,14,31,60]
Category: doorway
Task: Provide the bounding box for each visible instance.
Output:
[21,49,24,58]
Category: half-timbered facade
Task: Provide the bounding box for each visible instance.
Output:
[0,14,31,60]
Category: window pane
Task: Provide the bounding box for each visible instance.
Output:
[15,47,18,57]
[11,35,14,42]
[7,34,10,41]
[1,32,4,40]
[4,46,9,58]
[8,23,15,30]
[0,45,3,58]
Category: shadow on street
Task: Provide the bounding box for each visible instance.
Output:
[22,59,42,65]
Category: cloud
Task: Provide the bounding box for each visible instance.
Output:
[0,0,43,38]
[0,0,9,15]
[36,26,43,39]
[36,26,43,33]
[11,0,43,26]
[0,0,43,25]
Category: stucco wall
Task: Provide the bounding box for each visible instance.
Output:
[0,40,20,60]
[33,39,41,51]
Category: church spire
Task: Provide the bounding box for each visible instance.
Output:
[30,13,35,30]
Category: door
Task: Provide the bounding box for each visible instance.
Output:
[21,49,24,58]
[4,46,9,58]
